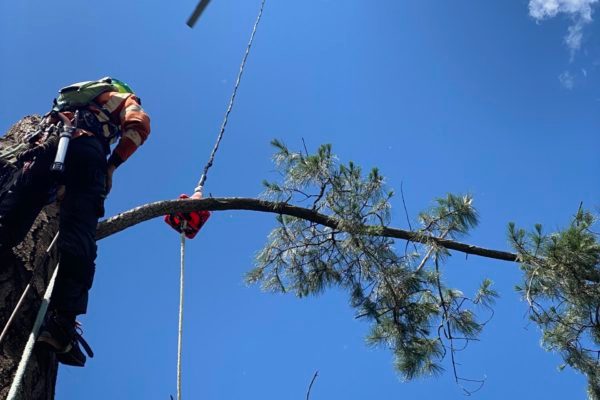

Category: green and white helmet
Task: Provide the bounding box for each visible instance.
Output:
[53,77,135,112]
[109,77,134,94]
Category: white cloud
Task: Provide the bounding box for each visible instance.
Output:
[559,70,575,88]
[529,0,597,20]
[566,20,585,51]
[529,0,599,56]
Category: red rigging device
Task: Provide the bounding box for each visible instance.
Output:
[164,193,211,239]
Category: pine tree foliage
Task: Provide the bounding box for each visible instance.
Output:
[248,141,498,389]
[510,209,600,399]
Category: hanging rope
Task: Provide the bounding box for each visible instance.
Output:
[173,2,267,398]
[0,231,60,347]
[6,263,60,400]
[177,229,186,400]
[194,0,267,195]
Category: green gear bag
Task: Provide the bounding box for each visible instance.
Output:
[52,77,118,112]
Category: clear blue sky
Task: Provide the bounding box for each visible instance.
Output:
[1,1,599,399]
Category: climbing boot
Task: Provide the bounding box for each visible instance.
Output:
[55,332,93,367]
[37,312,75,352]
[37,312,93,367]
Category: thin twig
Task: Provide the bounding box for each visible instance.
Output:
[306,370,319,400]
[302,137,310,157]
[400,181,418,257]
[416,230,449,272]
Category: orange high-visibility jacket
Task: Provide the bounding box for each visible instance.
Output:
[59,91,151,168]
[93,91,151,168]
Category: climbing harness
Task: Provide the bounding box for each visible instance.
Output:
[165,1,267,398]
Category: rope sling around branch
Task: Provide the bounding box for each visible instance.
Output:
[174,1,267,399]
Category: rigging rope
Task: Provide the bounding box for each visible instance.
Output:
[194,0,267,195]
[6,263,59,400]
[177,229,185,400]
[176,2,267,398]
[0,231,59,347]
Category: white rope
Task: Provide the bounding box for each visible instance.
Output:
[0,232,60,347]
[177,231,186,400]
[194,0,267,194]
[173,1,267,398]
[7,263,60,400]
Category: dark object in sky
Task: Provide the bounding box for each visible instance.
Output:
[187,0,211,27]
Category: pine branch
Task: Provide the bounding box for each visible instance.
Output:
[96,197,600,283]
[97,197,518,264]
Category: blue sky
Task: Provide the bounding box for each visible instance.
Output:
[1,0,599,399]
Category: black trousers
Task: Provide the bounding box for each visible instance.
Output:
[0,136,107,315]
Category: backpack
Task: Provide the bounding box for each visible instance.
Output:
[51,77,123,149]
[52,77,118,112]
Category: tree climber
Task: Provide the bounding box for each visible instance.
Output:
[0,77,150,366]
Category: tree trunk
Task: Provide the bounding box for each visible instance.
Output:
[0,116,59,400]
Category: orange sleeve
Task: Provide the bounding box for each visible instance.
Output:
[96,91,151,167]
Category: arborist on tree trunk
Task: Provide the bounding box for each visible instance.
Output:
[0,77,150,367]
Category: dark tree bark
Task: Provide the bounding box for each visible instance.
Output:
[0,117,59,400]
